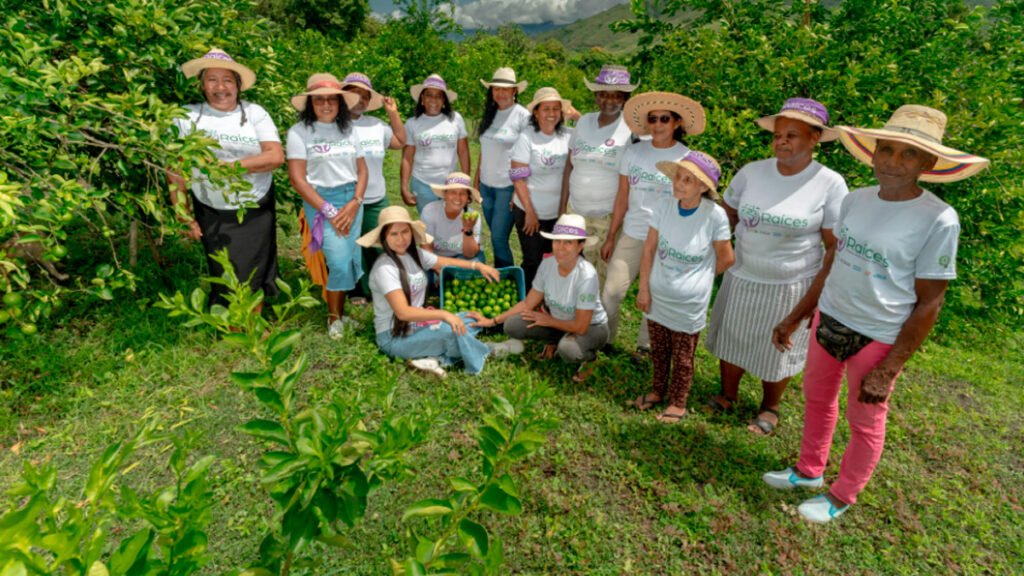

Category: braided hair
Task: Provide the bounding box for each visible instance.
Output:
[196,69,248,126]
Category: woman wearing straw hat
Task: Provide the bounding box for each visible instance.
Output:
[473,213,609,381]
[359,206,505,378]
[511,87,574,289]
[420,172,485,287]
[401,74,470,214]
[475,67,531,269]
[601,92,704,355]
[704,98,849,435]
[635,152,734,422]
[286,73,368,339]
[170,48,284,306]
[763,105,988,523]
[559,64,638,283]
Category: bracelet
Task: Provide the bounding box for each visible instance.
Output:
[319,201,339,219]
[471,261,478,270]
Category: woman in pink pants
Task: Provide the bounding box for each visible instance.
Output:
[763,105,989,523]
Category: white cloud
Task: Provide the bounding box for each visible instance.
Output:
[451,0,627,29]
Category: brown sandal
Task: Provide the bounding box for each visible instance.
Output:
[634,393,661,411]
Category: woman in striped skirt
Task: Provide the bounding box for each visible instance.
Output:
[704,98,848,435]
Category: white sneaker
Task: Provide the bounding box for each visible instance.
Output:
[327,316,360,340]
[407,357,447,378]
[487,339,524,358]
[762,467,824,490]
[798,495,849,524]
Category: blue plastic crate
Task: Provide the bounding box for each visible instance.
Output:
[440,266,526,312]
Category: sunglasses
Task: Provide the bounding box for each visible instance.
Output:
[647,114,675,124]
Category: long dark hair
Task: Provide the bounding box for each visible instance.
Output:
[528,113,565,135]
[477,87,518,138]
[380,223,425,338]
[670,111,686,143]
[299,94,352,133]
[197,69,247,126]
[415,92,453,120]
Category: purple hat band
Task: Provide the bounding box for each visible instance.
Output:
[551,224,587,237]
[685,152,721,187]
[446,176,472,187]
[423,76,448,90]
[780,98,830,125]
[343,73,373,89]
[593,68,632,86]
[202,51,235,62]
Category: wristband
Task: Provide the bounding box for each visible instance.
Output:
[464,230,473,237]
[319,201,339,219]
[509,166,532,181]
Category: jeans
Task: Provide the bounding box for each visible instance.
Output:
[302,183,363,292]
[358,196,390,296]
[375,311,490,374]
[480,182,516,268]
[411,177,440,216]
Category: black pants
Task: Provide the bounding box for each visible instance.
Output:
[513,205,556,289]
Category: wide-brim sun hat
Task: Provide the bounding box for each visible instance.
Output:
[341,72,385,112]
[757,97,839,142]
[480,67,527,93]
[624,92,706,137]
[656,150,722,200]
[584,64,638,93]
[836,104,990,183]
[410,74,458,104]
[290,73,360,112]
[540,214,599,247]
[181,47,256,91]
[526,87,572,114]
[430,172,483,203]
[356,206,433,248]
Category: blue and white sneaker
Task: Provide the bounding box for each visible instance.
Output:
[798,495,849,524]
[762,467,824,490]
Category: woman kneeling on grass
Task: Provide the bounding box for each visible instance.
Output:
[358,206,506,378]
[473,214,609,382]
[634,152,734,423]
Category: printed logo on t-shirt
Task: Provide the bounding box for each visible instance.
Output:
[836,225,890,269]
[938,255,951,268]
[203,129,259,146]
[629,165,669,187]
[539,149,566,169]
[420,132,458,148]
[738,204,809,230]
[545,295,576,316]
[572,140,619,158]
[358,138,385,157]
[657,238,703,271]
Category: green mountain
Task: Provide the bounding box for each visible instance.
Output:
[532,3,692,53]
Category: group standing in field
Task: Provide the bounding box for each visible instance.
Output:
[170,48,989,525]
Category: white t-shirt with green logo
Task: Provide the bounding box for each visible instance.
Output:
[620,141,690,241]
[724,158,848,284]
[175,101,281,210]
[351,115,394,204]
[479,104,531,188]
[370,248,439,335]
[405,113,468,185]
[648,197,732,333]
[286,121,364,189]
[532,256,607,325]
[567,113,634,218]
[511,128,573,220]
[420,201,482,258]
[819,186,959,344]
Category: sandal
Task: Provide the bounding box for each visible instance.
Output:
[572,361,596,383]
[634,393,661,411]
[749,408,780,436]
[705,395,735,414]
[535,343,557,361]
[656,406,687,423]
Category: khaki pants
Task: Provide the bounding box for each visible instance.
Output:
[601,232,650,349]
[571,212,611,286]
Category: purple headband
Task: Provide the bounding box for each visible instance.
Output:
[780,98,830,125]
[445,175,472,187]
[592,67,632,86]
[550,224,587,238]
[343,73,373,90]
[684,151,721,187]
[423,76,448,90]
[202,50,235,62]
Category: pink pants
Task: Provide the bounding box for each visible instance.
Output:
[797,311,898,505]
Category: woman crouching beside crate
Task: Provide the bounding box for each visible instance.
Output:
[471,214,609,382]
[358,206,513,378]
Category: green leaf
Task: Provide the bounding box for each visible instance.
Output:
[183,455,216,487]
[109,529,153,573]
[189,287,206,311]
[237,419,289,446]
[266,329,302,359]
[457,519,489,558]
[87,562,109,576]
[448,477,478,493]
[478,482,522,516]
[252,387,284,414]
[403,558,426,576]
[230,371,272,389]
[401,498,453,521]
[260,456,307,486]
[490,394,515,419]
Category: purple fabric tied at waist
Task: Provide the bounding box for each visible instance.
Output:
[781,97,830,125]
[344,73,372,89]
[447,175,472,187]
[423,76,448,90]
[685,151,721,187]
[595,68,632,86]
[551,224,586,237]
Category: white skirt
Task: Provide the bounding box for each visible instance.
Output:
[705,272,814,382]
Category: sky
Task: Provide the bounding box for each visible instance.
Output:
[369,0,628,29]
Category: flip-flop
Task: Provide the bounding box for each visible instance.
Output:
[705,395,735,414]
[656,408,687,423]
[634,393,661,411]
[749,408,780,435]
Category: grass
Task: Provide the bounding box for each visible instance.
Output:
[2,145,1022,574]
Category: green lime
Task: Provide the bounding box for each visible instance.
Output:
[3,292,23,309]
[20,323,37,335]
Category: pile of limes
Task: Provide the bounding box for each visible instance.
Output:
[443,276,520,318]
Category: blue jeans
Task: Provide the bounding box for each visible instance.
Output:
[375,312,490,374]
[411,177,440,216]
[480,182,516,268]
[303,183,363,291]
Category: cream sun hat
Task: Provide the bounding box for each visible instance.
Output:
[290,73,360,112]
[480,67,527,93]
[410,74,458,104]
[181,47,256,91]
[757,97,839,142]
[624,92,706,137]
[656,151,723,200]
[540,214,599,247]
[356,206,433,249]
[836,105,990,183]
[525,87,572,114]
[341,72,385,112]
[584,64,638,93]
[430,172,483,203]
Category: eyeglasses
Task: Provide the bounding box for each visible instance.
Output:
[647,114,675,124]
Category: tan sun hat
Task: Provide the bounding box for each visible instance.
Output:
[181,47,256,91]
[526,87,572,114]
[291,73,360,112]
[410,74,458,104]
[480,67,527,93]
[757,97,839,142]
[540,214,599,247]
[430,172,483,203]
[656,150,722,200]
[357,206,433,249]
[837,105,990,183]
[341,72,385,112]
[624,92,706,137]
[583,64,638,93]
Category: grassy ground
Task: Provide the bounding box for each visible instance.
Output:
[2,145,1022,574]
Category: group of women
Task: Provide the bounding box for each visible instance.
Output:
[170,48,989,525]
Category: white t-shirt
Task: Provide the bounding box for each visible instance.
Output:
[724,159,848,284]
[532,256,608,325]
[648,197,732,333]
[568,113,634,217]
[286,122,364,189]
[819,187,960,344]
[351,115,394,204]
[369,248,440,335]
[421,201,482,257]
[511,128,573,220]
[174,101,280,210]
[620,141,690,240]
[405,112,468,185]
[479,104,531,188]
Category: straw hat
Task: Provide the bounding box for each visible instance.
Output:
[430,172,483,203]
[836,105,990,183]
[356,206,433,248]
[656,151,722,200]
[757,98,839,142]
[480,67,527,93]
[540,214,599,247]
[526,87,572,114]
[410,74,458,104]
[181,47,256,91]
[624,92,706,136]
[290,73,360,112]
[341,72,385,112]
[584,64,638,93]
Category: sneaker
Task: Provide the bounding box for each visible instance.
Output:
[407,357,447,378]
[762,467,824,490]
[798,495,849,524]
[327,319,345,340]
[487,339,524,358]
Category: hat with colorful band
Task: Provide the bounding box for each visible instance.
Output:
[480,67,527,93]
[757,97,839,142]
[623,92,706,137]
[584,65,638,93]
[540,214,599,247]
[181,47,256,91]
[430,172,483,204]
[341,72,385,112]
[291,73,360,112]
[656,150,722,200]
[410,74,458,104]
